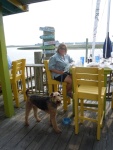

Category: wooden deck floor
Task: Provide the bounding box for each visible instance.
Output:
[0,95,113,150]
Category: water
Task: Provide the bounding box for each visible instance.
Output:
[7,47,103,64]
[7,47,42,64]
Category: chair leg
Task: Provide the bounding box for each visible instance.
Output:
[12,82,19,107]
[62,84,67,111]
[48,84,53,94]
[74,93,79,134]
[112,92,113,109]
[80,99,84,123]
[112,100,113,109]
[53,84,58,92]
[97,124,101,140]
[97,101,101,140]
[100,98,104,128]
[22,78,27,101]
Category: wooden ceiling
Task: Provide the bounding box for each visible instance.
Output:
[18,0,49,5]
[0,0,50,16]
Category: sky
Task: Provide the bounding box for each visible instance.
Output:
[2,0,113,45]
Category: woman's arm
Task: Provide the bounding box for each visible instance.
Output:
[49,54,67,75]
[68,54,75,63]
[50,69,64,74]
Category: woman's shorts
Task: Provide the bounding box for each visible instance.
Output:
[54,72,71,82]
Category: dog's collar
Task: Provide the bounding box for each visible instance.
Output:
[50,97,55,103]
[50,97,58,108]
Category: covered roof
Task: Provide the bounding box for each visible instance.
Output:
[18,0,49,5]
[0,0,50,16]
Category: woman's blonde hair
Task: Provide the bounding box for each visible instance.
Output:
[57,43,67,53]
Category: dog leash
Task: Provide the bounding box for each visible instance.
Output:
[59,74,63,91]
[59,72,68,91]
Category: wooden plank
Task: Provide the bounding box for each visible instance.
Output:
[0,109,44,149]
[79,134,95,150]
[26,125,58,150]
[10,122,48,150]
[0,94,113,150]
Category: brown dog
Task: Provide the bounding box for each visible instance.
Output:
[25,89,62,133]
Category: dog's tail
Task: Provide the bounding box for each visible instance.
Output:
[26,89,29,97]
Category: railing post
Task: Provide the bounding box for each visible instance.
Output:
[85,38,88,62]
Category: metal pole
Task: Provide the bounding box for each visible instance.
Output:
[105,0,111,58]
[92,0,101,61]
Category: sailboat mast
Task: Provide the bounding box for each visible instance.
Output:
[105,0,111,58]
[92,0,101,61]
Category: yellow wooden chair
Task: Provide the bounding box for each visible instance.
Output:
[110,73,113,109]
[44,60,70,111]
[10,59,27,107]
[72,67,106,140]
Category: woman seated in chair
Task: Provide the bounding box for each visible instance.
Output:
[48,43,75,98]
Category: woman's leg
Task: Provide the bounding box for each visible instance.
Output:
[64,75,72,93]
[54,74,72,97]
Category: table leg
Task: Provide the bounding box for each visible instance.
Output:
[104,68,112,117]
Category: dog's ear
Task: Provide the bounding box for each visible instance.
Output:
[50,92,54,97]
[58,91,61,94]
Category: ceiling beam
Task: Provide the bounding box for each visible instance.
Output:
[8,0,28,11]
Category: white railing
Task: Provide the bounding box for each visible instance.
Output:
[25,64,47,94]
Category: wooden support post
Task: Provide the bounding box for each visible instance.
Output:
[0,5,14,117]
[34,51,43,92]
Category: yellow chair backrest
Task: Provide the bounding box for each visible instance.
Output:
[10,59,26,107]
[10,59,26,81]
[72,66,105,100]
[43,60,53,82]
